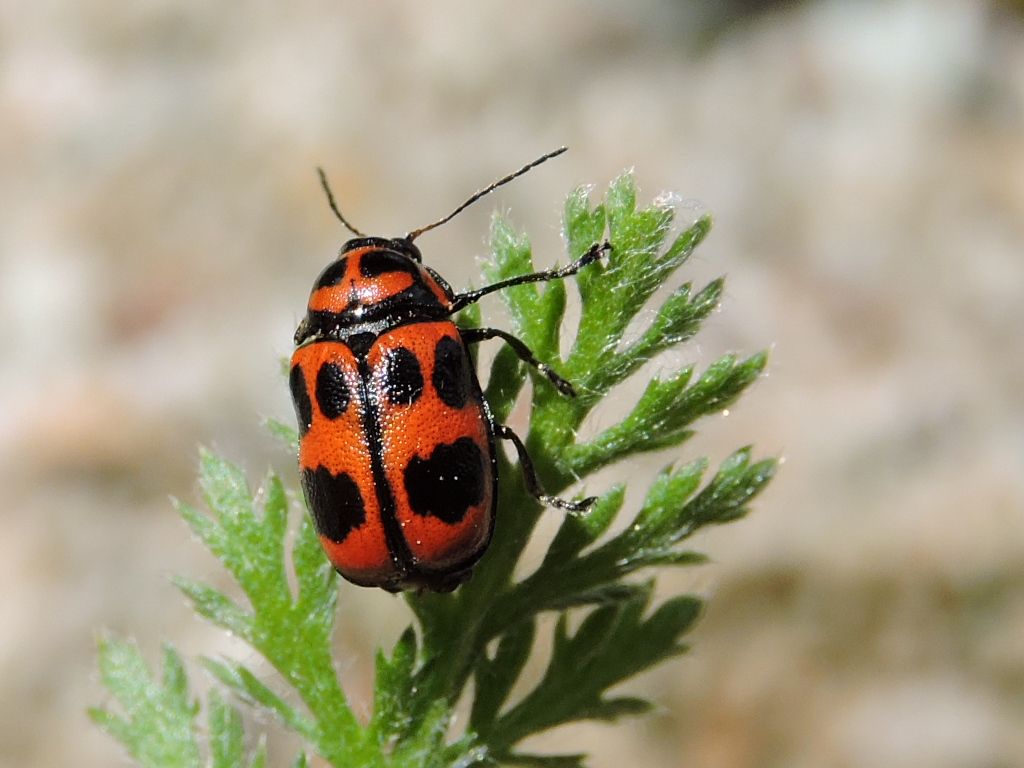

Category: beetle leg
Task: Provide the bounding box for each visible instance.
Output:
[494,424,595,512]
[462,327,577,398]
[448,241,610,313]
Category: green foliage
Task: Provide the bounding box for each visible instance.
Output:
[89,639,266,768]
[92,172,775,767]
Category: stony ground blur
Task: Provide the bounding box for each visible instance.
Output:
[2,2,1023,766]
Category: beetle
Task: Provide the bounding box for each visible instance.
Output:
[290,147,608,592]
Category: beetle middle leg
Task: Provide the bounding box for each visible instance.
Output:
[462,327,577,397]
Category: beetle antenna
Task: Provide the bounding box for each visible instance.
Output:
[317,167,366,237]
[405,146,568,242]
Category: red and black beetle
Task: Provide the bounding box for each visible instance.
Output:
[290,148,607,592]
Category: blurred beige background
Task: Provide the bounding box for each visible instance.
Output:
[2,2,1023,766]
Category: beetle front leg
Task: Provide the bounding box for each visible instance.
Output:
[448,240,610,313]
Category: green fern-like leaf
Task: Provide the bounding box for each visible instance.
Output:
[92,170,774,768]
[90,639,267,768]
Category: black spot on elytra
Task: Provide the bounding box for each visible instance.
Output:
[313,257,350,289]
[301,466,366,543]
[403,438,486,524]
[360,250,421,278]
[383,347,424,405]
[315,362,351,419]
[433,335,472,409]
[290,364,313,436]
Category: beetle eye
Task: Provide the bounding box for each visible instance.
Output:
[392,238,422,262]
